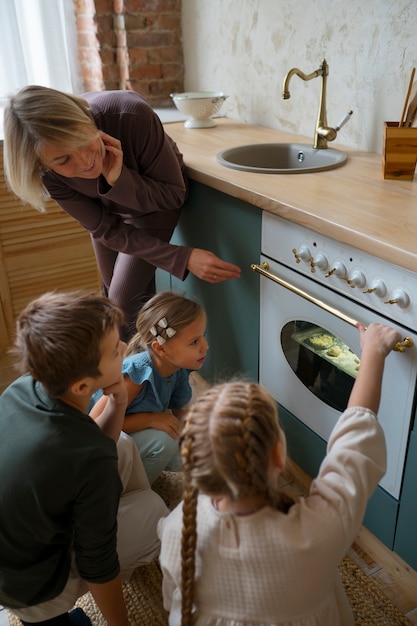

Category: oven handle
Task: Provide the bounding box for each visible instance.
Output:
[251,261,413,353]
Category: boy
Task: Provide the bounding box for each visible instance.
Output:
[0,291,168,626]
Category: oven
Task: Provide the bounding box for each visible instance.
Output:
[253,212,417,500]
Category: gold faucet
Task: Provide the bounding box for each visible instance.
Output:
[282,59,352,149]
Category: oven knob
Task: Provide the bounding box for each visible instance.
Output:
[312,253,328,272]
[325,261,346,279]
[348,270,366,289]
[292,245,312,264]
[363,279,387,297]
[299,245,312,262]
[384,289,411,308]
[332,261,347,279]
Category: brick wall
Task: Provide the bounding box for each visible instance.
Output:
[72,0,184,106]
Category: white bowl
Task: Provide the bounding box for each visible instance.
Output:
[170,91,228,128]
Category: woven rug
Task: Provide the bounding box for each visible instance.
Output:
[7,554,413,626]
[339,554,412,626]
[7,471,413,626]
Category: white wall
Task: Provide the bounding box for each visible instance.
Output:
[181,0,417,153]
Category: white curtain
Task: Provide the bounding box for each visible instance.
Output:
[0,0,82,134]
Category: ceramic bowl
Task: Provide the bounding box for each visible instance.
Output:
[170,91,228,128]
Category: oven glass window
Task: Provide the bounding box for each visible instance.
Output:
[281,321,360,412]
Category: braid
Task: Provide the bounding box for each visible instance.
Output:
[212,388,265,499]
[180,425,198,626]
[177,381,292,623]
[239,390,277,497]
[202,383,279,502]
[184,382,291,503]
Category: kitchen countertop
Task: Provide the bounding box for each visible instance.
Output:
[164,117,417,273]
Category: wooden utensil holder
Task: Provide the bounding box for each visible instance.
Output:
[383,122,417,180]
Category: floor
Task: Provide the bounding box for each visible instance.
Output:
[283,457,417,624]
[1,363,417,624]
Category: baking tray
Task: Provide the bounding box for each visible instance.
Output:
[291,327,360,379]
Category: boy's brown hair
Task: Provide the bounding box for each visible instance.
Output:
[13,291,124,397]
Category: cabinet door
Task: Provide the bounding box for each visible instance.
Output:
[394,430,417,569]
[159,181,261,383]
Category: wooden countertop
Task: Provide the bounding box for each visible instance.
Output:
[165,118,417,273]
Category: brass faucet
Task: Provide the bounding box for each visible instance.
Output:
[282,59,352,149]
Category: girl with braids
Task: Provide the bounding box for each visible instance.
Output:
[90,290,208,484]
[158,322,401,626]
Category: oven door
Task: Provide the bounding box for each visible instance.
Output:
[258,254,417,499]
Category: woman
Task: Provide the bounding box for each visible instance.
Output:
[3,86,241,339]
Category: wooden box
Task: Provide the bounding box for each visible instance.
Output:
[383,121,417,180]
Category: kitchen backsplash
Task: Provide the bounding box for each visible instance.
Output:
[181,0,416,154]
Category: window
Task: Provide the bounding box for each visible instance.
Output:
[0,0,81,136]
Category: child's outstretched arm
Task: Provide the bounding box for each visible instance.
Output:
[348,323,402,414]
[309,323,404,551]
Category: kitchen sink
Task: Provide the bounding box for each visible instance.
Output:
[216,142,347,173]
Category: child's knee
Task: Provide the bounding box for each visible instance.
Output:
[132,430,180,483]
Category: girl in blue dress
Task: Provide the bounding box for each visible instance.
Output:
[91,291,208,483]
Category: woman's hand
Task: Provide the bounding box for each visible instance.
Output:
[187,248,241,283]
[100,131,124,187]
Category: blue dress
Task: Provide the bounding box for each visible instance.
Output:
[91,351,191,484]
[123,351,192,413]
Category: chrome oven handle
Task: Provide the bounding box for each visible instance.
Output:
[251,262,413,353]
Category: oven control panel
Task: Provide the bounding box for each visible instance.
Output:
[262,212,417,331]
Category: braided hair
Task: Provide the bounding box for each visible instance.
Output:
[179,381,291,625]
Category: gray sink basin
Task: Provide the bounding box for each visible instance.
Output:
[216,142,347,173]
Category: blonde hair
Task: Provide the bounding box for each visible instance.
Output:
[126,291,204,356]
[179,381,291,625]
[3,85,97,211]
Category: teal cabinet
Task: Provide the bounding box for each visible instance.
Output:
[157,181,261,383]
[394,428,417,568]
[157,183,416,565]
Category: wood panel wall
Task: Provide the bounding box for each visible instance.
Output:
[0,147,99,351]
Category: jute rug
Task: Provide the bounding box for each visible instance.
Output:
[7,471,413,626]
